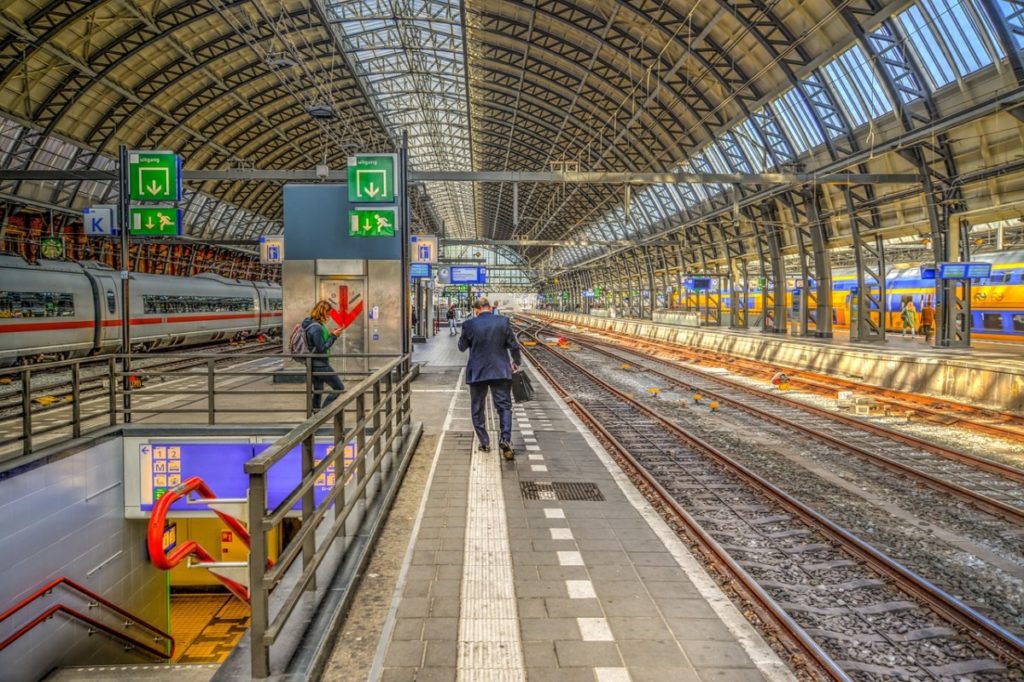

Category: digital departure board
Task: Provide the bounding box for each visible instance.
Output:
[134,440,356,515]
[450,266,487,285]
[938,262,992,280]
[409,263,431,279]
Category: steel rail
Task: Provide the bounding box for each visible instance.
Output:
[542,316,1024,442]
[551,327,1024,524]
[542,318,1024,478]
[518,328,1024,674]
[519,337,845,681]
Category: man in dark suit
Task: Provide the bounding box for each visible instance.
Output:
[458,297,522,459]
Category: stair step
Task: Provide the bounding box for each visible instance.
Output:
[45,663,218,681]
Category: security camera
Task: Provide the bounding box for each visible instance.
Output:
[316,164,329,179]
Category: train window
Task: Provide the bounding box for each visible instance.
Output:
[1015,315,1024,332]
[267,298,283,311]
[142,295,255,315]
[0,291,75,318]
[982,313,1005,330]
[106,290,116,313]
[989,272,1012,284]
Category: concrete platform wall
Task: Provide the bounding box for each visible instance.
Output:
[537,312,1024,415]
[0,436,167,679]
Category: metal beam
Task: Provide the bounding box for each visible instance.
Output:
[0,169,924,185]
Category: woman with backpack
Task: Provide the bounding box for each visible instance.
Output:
[290,300,345,411]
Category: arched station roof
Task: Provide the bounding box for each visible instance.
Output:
[3,0,1024,285]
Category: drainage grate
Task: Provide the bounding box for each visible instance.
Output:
[520,481,605,501]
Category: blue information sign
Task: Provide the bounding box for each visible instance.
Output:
[938,262,992,280]
[689,277,712,290]
[138,441,354,512]
[410,263,432,279]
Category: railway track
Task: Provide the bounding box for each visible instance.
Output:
[541,324,1024,526]
[518,327,1024,680]
[539,316,1024,442]
[0,340,280,415]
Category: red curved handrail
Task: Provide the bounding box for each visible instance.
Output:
[0,577,173,658]
[147,476,251,603]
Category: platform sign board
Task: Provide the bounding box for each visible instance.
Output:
[259,236,284,264]
[450,266,487,285]
[128,151,182,202]
[410,234,438,264]
[410,263,431,279]
[938,262,992,280]
[129,207,181,236]
[347,154,396,203]
[349,207,397,237]
[84,205,118,235]
[131,440,356,516]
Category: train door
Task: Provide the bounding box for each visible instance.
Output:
[318,276,368,375]
[96,274,121,352]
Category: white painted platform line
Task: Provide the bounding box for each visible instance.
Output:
[578,617,614,641]
[457,436,525,678]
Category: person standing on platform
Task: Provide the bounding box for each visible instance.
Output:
[446,305,457,336]
[302,300,345,411]
[458,297,522,460]
[900,297,918,339]
[920,301,936,343]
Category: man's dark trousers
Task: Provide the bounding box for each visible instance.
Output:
[469,379,513,447]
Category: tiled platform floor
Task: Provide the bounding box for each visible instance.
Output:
[372,332,791,681]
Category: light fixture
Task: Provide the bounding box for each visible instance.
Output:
[306,103,336,119]
[265,53,298,69]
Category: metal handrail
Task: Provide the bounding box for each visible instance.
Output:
[244,354,415,678]
[0,576,174,659]
[0,351,406,462]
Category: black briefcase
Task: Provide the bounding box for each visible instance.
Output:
[511,370,535,402]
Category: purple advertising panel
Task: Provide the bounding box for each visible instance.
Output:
[139,441,356,512]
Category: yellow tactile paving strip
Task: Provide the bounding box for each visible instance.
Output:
[171,594,251,663]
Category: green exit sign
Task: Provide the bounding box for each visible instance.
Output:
[348,154,396,203]
[349,207,397,237]
[128,151,182,202]
[129,207,181,236]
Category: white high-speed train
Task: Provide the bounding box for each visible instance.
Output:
[0,255,282,366]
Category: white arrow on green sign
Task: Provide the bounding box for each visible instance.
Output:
[129,207,181,236]
[348,154,396,203]
[349,207,397,237]
[128,151,182,202]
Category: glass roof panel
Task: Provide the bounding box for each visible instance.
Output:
[328,0,475,237]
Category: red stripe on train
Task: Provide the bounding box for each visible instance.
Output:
[1,313,270,332]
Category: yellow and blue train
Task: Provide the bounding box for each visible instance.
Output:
[672,250,1024,342]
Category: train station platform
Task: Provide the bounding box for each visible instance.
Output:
[534,311,1024,414]
[323,332,792,681]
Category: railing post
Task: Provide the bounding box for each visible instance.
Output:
[372,381,382,475]
[385,370,395,458]
[333,409,346,524]
[108,357,117,426]
[71,363,81,439]
[207,359,216,426]
[301,433,316,591]
[305,357,313,418]
[356,392,366,500]
[22,368,32,456]
[248,471,270,679]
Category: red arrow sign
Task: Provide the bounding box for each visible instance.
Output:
[328,285,364,332]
